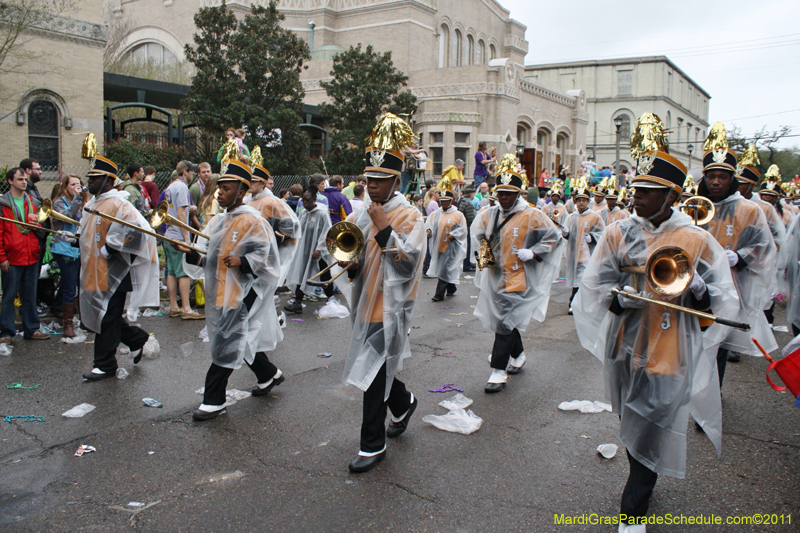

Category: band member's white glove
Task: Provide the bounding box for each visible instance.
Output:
[689,271,707,298]
[584,234,592,244]
[726,249,739,267]
[99,245,110,259]
[618,285,650,309]
[561,227,569,238]
[516,248,534,262]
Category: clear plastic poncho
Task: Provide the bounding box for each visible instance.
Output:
[471,197,564,333]
[542,202,568,228]
[80,190,159,333]
[750,197,786,310]
[342,193,425,399]
[199,205,282,369]
[564,209,606,287]
[600,205,631,225]
[784,215,800,330]
[285,204,333,296]
[425,205,467,284]
[573,210,739,478]
[249,189,302,286]
[700,192,777,355]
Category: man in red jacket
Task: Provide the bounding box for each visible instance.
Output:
[0,167,50,344]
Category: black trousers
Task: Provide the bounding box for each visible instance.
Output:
[620,450,658,522]
[202,352,278,406]
[569,287,579,307]
[764,302,775,325]
[717,348,728,388]
[296,258,334,299]
[490,329,523,370]
[361,362,412,454]
[794,324,800,338]
[93,287,150,373]
[434,278,457,299]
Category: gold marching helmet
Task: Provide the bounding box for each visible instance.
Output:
[736,145,761,185]
[219,138,240,175]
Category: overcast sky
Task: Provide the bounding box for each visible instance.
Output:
[501,0,800,149]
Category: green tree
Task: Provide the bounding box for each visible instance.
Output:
[182,2,311,175]
[319,44,417,175]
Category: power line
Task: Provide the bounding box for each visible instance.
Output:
[720,109,800,121]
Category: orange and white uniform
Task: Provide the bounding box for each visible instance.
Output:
[564,209,605,288]
[80,190,159,333]
[600,205,630,226]
[249,189,301,285]
[425,205,467,284]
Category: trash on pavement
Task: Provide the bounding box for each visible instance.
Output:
[115,368,129,379]
[4,415,45,423]
[142,398,163,408]
[428,383,464,393]
[0,344,11,356]
[422,408,483,435]
[7,382,40,390]
[772,325,789,333]
[181,342,194,358]
[118,344,130,355]
[74,445,97,457]
[438,393,473,411]
[558,400,612,414]
[317,352,332,358]
[440,306,453,309]
[142,308,160,318]
[291,318,304,322]
[127,502,145,507]
[199,325,209,342]
[62,403,96,418]
[195,387,251,406]
[596,443,618,459]
[315,297,350,319]
[143,335,160,359]
[61,329,88,343]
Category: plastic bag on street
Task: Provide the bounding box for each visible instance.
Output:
[198,326,209,342]
[126,308,141,322]
[422,408,483,435]
[558,400,612,414]
[143,336,160,359]
[61,329,88,344]
[62,403,96,418]
[0,344,12,356]
[142,308,160,318]
[116,367,129,379]
[181,342,194,357]
[315,297,350,319]
[438,393,473,411]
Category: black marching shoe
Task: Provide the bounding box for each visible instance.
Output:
[431,295,444,302]
[83,369,115,381]
[506,353,526,375]
[348,451,385,473]
[284,300,303,314]
[192,407,226,421]
[387,397,418,438]
[484,382,505,393]
[727,352,742,363]
[446,287,457,297]
[251,373,285,396]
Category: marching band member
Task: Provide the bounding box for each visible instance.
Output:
[542,182,567,227]
[339,114,425,473]
[573,113,738,532]
[80,156,159,380]
[426,185,467,302]
[591,177,608,212]
[599,176,630,225]
[563,177,605,314]
[178,161,284,420]
[248,156,301,286]
[697,123,777,375]
[679,175,696,205]
[471,154,563,393]
[284,189,334,314]
[784,214,800,337]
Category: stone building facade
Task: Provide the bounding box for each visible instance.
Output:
[105,0,588,179]
[525,56,710,172]
[0,0,107,182]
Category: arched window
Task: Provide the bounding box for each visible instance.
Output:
[438,24,449,69]
[28,100,59,167]
[452,29,462,67]
[666,111,671,130]
[467,35,474,66]
[125,42,177,65]
[476,40,484,65]
[489,44,497,61]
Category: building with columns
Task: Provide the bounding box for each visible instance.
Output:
[104,0,589,179]
[0,0,107,181]
[525,56,710,173]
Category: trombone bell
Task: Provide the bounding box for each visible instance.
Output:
[645,246,693,298]
[680,196,714,225]
[326,221,365,262]
[150,201,208,240]
[37,198,80,226]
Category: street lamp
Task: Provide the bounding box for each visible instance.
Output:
[687,143,694,169]
[613,115,623,177]
[516,142,525,158]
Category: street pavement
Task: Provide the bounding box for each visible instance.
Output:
[1,272,798,532]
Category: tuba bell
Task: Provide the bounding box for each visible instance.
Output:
[150,201,209,240]
[37,198,80,227]
[679,196,715,225]
[306,221,365,286]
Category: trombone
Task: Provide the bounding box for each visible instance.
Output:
[679,196,714,225]
[549,207,565,229]
[0,215,77,239]
[615,245,750,331]
[150,201,209,240]
[38,198,80,227]
[84,207,207,255]
[306,221,365,288]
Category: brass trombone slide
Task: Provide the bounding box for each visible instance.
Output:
[610,288,751,331]
[0,215,77,239]
[306,221,365,287]
[84,207,207,255]
[151,201,209,240]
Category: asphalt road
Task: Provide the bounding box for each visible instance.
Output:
[1,273,798,532]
